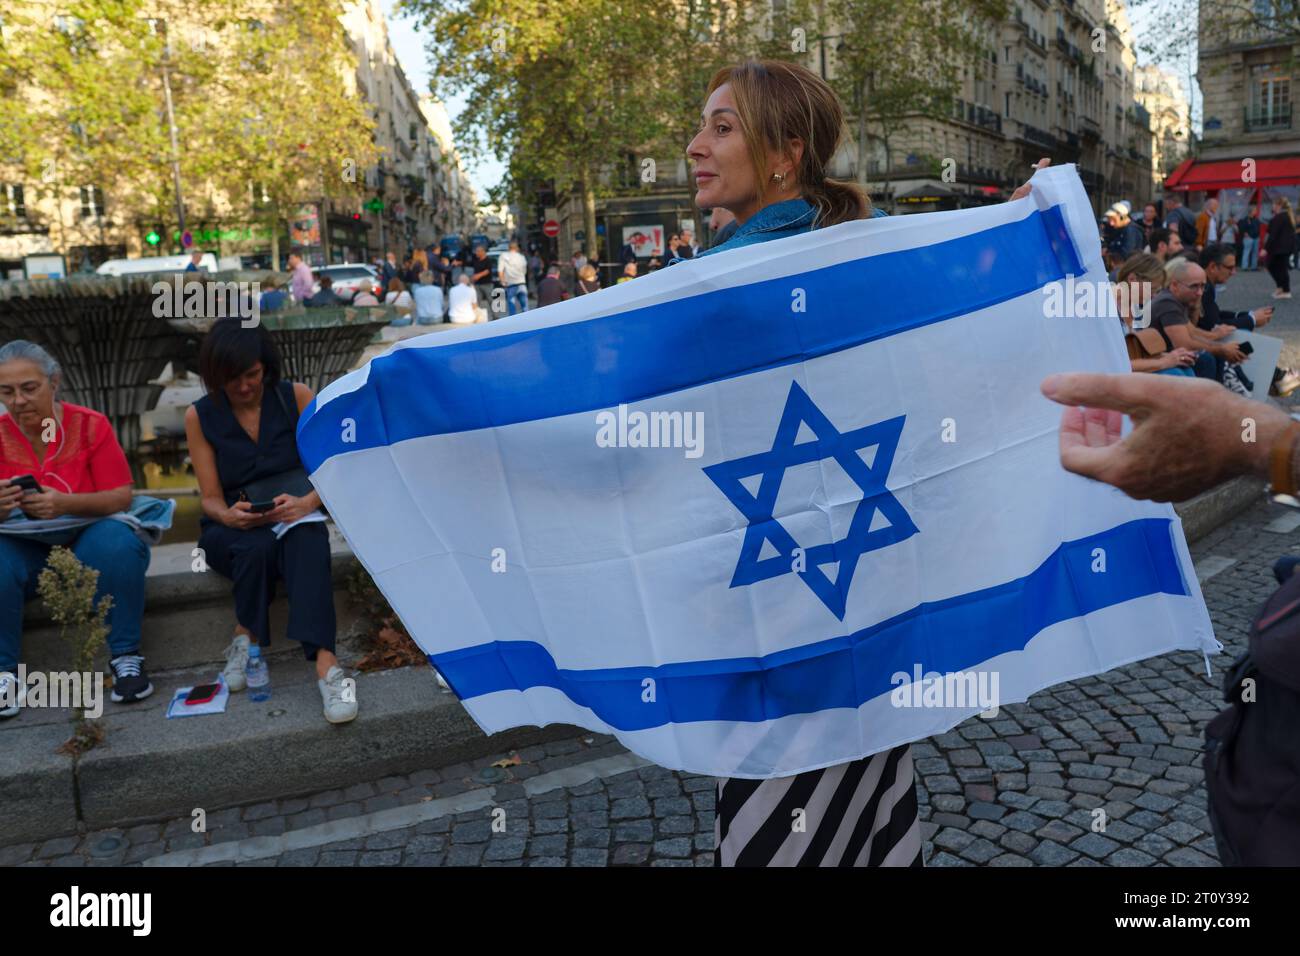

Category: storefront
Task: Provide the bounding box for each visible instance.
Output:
[325,213,371,264]
[1164,156,1300,228]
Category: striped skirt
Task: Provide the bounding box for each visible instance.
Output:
[715,744,923,867]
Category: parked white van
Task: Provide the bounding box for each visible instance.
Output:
[96,253,220,276]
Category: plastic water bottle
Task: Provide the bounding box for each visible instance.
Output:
[246,645,271,701]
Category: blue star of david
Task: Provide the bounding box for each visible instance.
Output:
[703,381,918,620]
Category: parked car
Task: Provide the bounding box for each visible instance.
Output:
[96,253,220,276]
[311,263,379,300]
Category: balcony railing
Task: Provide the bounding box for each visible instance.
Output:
[965,104,1002,132]
[1018,122,1058,149]
[1245,104,1292,132]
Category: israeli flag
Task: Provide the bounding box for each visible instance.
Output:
[298,166,1215,778]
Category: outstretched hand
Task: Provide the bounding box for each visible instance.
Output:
[1041,371,1292,502]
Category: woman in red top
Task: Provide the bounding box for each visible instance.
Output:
[0,341,152,713]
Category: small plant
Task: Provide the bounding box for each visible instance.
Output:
[37,546,111,754]
[344,564,427,672]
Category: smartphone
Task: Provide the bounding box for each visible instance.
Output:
[7,474,42,493]
[249,500,277,513]
[184,683,221,705]
[1239,340,1254,355]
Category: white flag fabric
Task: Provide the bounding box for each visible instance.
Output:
[298,166,1216,778]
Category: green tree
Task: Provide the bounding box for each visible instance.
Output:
[202,2,379,267]
[403,0,686,261]
[0,1,377,261]
[0,1,223,250]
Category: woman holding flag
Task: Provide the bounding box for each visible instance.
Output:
[684,59,1045,866]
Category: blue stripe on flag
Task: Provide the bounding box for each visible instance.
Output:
[431,517,1184,731]
[299,205,1082,469]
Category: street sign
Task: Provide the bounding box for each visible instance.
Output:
[575,230,586,241]
[364,198,385,212]
[542,219,560,238]
[181,230,193,248]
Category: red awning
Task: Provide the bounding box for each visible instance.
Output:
[1164,156,1300,191]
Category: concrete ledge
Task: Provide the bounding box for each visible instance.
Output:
[71,662,581,836]
[1173,475,1267,544]
[0,720,79,844]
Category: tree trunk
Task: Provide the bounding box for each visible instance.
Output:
[582,176,598,264]
[883,135,894,213]
[857,107,869,189]
[269,205,281,270]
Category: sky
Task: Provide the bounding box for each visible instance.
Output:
[377,0,1197,200]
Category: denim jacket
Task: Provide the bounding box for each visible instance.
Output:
[684,198,887,262]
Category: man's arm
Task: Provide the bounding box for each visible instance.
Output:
[1162,321,1244,361]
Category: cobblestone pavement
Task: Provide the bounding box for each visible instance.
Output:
[5,493,1293,868]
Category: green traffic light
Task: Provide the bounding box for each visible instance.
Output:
[145,230,161,245]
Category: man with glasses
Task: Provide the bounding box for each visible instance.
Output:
[1199,243,1300,396]
[1149,259,1244,381]
[1199,244,1272,333]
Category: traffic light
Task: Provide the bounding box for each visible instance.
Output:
[145,230,161,246]
[352,212,362,221]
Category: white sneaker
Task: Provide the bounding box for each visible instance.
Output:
[223,635,250,692]
[0,672,26,718]
[318,665,357,724]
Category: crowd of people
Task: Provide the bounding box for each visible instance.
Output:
[1106,195,1300,399]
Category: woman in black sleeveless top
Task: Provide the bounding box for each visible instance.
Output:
[184,319,357,724]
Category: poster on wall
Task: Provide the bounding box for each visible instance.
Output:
[291,203,321,249]
[622,225,663,258]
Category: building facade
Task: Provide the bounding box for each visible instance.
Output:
[1169,3,1300,228]
[844,0,1157,216]
[1134,64,1192,188]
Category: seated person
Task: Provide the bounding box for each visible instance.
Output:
[1199,243,1300,397]
[1148,259,1244,383]
[384,277,414,325]
[448,273,478,324]
[617,261,638,284]
[537,265,565,307]
[412,271,444,325]
[258,274,289,313]
[0,340,153,711]
[1114,253,1196,376]
[350,279,380,307]
[183,320,357,724]
[304,275,343,308]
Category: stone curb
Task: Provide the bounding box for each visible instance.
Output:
[2,665,583,845]
[1173,475,1267,544]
